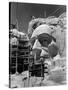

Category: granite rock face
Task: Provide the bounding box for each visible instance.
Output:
[28,12,66,57]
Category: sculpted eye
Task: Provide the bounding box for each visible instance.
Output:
[38,38,48,47]
[42,39,50,47]
[38,34,52,47]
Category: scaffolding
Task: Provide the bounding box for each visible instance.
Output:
[9,32,50,87]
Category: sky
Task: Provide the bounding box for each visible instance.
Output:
[9,2,66,33]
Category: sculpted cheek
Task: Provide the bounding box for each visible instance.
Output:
[48,44,59,58]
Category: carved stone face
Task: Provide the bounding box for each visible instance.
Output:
[30,24,58,60]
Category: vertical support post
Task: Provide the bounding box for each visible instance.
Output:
[15,39,18,75]
[40,57,44,86]
[41,57,44,80]
[28,54,30,87]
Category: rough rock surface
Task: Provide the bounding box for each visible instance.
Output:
[10,69,66,88]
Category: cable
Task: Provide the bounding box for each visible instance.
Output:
[48,6,65,17]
